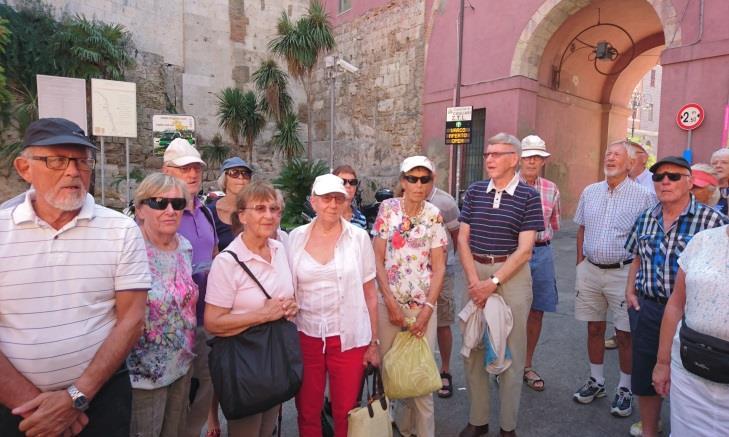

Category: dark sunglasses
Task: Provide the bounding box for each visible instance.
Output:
[652,172,690,182]
[341,178,359,187]
[141,197,187,211]
[226,168,252,179]
[403,175,433,184]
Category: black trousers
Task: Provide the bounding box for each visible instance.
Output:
[0,368,131,437]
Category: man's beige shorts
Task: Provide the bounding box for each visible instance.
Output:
[574,260,631,332]
[436,266,456,327]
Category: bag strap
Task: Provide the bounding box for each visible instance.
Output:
[223,250,272,300]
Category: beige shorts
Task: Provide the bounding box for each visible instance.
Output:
[436,267,456,327]
[574,260,631,332]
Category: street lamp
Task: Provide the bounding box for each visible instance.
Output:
[325,55,359,170]
[630,90,641,137]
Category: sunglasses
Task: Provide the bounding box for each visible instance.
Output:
[403,175,433,184]
[341,178,359,187]
[141,197,187,211]
[227,168,252,179]
[652,172,690,182]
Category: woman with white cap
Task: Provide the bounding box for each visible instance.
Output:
[288,174,379,437]
[209,157,254,251]
[372,156,447,437]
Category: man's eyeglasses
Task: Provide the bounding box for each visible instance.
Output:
[483,151,516,159]
[244,205,282,214]
[403,175,433,184]
[30,156,96,171]
[141,197,187,211]
[226,168,252,180]
[341,178,359,187]
[652,172,690,182]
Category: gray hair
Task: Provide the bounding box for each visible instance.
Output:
[691,163,717,177]
[711,148,729,161]
[487,133,522,157]
[607,139,636,159]
[133,172,191,210]
[275,188,285,208]
[216,172,227,192]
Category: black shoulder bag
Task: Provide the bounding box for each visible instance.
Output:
[207,250,303,420]
[679,316,729,384]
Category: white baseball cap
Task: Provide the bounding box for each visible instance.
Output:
[311,174,347,196]
[521,135,551,158]
[163,138,206,167]
[401,155,434,173]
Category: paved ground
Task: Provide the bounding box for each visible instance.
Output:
[218,221,672,436]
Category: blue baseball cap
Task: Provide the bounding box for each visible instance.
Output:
[23,118,97,150]
[221,157,252,173]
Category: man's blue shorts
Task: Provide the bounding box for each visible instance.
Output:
[529,244,558,312]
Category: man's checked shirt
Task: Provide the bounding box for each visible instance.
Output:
[625,195,729,299]
[521,175,560,243]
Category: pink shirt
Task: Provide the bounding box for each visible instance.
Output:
[205,236,294,314]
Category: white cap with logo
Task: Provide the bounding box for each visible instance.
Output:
[521,135,551,158]
[401,155,434,173]
[311,174,347,196]
[164,138,206,167]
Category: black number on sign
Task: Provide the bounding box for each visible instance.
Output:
[682,111,690,123]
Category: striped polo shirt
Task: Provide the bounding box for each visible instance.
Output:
[459,174,544,255]
[0,191,151,391]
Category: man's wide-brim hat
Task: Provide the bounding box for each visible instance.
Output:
[521,135,550,158]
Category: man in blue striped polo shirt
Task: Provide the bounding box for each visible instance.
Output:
[457,133,544,437]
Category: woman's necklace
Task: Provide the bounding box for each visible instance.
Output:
[401,198,424,219]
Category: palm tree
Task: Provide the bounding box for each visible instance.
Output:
[198,133,230,179]
[216,87,265,162]
[252,59,292,123]
[271,113,304,161]
[269,0,335,159]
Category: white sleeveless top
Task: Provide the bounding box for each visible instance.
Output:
[296,250,341,342]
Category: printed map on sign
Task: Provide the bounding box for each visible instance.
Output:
[91,79,137,138]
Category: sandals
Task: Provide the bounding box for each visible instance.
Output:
[437,371,453,398]
[523,367,545,392]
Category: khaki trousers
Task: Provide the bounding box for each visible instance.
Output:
[378,303,438,437]
[130,368,193,437]
[228,405,279,437]
[181,327,215,437]
[463,261,532,432]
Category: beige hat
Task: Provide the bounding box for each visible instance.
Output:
[311,174,347,196]
[163,138,206,167]
[401,155,434,173]
[521,135,551,158]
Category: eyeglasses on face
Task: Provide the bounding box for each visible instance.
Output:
[340,178,359,187]
[244,205,282,214]
[483,151,516,159]
[171,164,202,174]
[226,168,252,179]
[403,175,433,184]
[652,172,690,182]
[30,156,96,171]
[317,194,346,204]
[141,197,187,211]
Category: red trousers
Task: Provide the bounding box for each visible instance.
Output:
[295,333,367,437]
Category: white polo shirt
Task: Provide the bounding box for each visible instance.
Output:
[0,190,151,391]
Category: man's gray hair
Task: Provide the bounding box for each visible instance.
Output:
[607,139,636,159]
[487,133,522,157]
[711,148,729,161]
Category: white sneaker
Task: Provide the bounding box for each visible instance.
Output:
[629,420,664,436]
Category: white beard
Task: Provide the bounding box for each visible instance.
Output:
[44,190,86,211]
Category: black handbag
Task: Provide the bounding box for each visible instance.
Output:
[207,250,303,420]
[679,317,729,384]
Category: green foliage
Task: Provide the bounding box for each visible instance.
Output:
[199,133,231,172]
[215,88,265,162]
[252,59,292,123]
[271,113,304,161]
[55,14,134,81]
[0,17,11,105]
[273,158,328,226]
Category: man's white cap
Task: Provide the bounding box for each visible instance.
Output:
[521,135,551,158]
[312,174,347,196]
[163,138,206,167]
[401,155,434,173]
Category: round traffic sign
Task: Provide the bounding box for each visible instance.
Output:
[676,103,704,130]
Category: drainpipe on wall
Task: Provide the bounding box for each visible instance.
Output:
[450,0,465,197]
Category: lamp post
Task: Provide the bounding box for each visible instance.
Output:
[325,55,359,170]
[630,90,641,137]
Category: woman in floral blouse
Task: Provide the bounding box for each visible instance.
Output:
[127,173,198,437]
[373,155,447,437]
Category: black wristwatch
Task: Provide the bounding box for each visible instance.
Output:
[67,385,90,411]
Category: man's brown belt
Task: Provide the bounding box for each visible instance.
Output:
[473,254,509,264]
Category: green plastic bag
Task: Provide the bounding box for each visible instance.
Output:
[382,331,442,399]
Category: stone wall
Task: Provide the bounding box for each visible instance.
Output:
[310,0,427,200]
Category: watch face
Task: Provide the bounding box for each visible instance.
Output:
[73,395,89,411]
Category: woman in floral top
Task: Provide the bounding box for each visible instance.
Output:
[373,155,447,437]
[127,173,198,437]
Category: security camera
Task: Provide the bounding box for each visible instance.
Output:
[337,58,359,74]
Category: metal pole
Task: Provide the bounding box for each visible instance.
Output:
[125,138,131,203]
[100,136,105,206]
[453,0,465,198]
[329,61,336,171]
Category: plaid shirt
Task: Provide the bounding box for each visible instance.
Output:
[625,195,729,299]
[717,187,729,216]
[521,175,560,242]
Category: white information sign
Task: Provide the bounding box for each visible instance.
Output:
[91,78,137,138]
[152,114,196,132]
[37,75,88,134]
[446,106,473,122]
